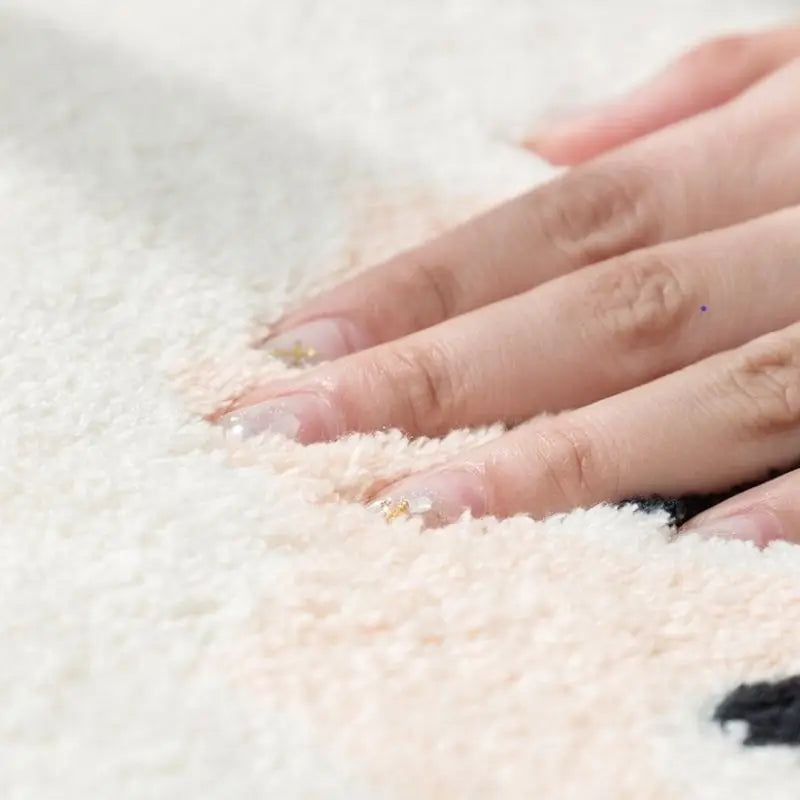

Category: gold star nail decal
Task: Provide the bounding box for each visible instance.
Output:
[367,496,434,522]
[384,499,410,521]
[270,340,318,367]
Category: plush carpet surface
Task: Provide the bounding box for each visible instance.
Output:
[2,1,800,797]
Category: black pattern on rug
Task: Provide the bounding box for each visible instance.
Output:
[714,676,800,746]
[617,459,800,529]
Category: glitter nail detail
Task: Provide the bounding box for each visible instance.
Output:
[269,340,318,366]
[367,496,434,522]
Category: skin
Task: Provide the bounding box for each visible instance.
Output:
[220,25,800,543]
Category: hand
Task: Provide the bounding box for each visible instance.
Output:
[219,26,800,543]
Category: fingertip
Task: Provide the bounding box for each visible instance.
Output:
[680,509,786,548]
[206,374,311,424]
[364,464,490,528]
[522,113,640,165]
[521,133,589,166]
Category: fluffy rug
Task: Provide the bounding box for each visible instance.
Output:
[2,1,800,797]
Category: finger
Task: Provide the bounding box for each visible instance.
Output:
[526,26,800,166]
[223,205,800,442]
[678,467,800,546]
[362,322,800,528]
[262,58,800,367]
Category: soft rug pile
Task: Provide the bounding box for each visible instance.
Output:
[2,1,800,797]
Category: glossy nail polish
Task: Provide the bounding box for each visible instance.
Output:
[219,392,341,443]
[264,318,363,366]
[367,467,487,528]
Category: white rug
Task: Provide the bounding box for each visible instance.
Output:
[2,1,800,797]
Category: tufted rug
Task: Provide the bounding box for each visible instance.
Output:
[2,1,800,797]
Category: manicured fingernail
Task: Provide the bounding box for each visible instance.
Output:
[366,467,488,528]
[681,510,784,548]
[219,392,341,443]
[264,318,364,366]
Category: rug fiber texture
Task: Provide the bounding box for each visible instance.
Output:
[2,1,800,797]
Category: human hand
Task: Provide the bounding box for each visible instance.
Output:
[220,26,800,543]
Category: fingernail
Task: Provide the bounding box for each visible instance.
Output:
[681,510,784,548]
[366,467,488,528]
[264,318,364,366]
[523,104,590,144]
[219,392,341,443]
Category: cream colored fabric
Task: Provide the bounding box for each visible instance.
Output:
[2,1,799,797]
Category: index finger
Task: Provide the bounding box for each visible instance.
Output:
[264,62,800,364]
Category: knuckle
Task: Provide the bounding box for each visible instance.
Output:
[406,253,461,326]
[587,252,689,355]
[537,165,659,266]
[533,417,603,506]
[379,341,461,435]
[723,332,800,437]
